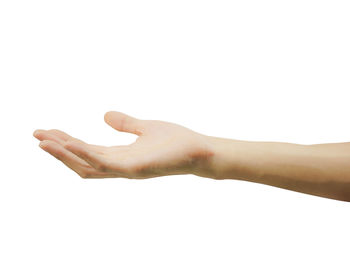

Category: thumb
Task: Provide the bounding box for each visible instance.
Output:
[104,111,145,136]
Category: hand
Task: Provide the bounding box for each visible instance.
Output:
[33,111,214,179]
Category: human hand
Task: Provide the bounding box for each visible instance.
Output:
[33,111,214,179]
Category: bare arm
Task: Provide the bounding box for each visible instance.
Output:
[33,111,350,202]
[199,137,350,202]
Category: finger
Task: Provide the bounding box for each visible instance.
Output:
[34,129,85,144]
[34,129,106,153]
[34,130,66,145]
[104,111,145,136]
[47,129,79,142]
[39,140,108,178]
[64,140,110,172]
[35,132,96,170]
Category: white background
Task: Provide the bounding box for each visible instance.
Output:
[0,0,349,279]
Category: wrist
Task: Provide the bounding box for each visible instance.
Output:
[191,135,238,180]
[193,135,259,181]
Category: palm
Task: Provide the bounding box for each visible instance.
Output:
[34,111,211,179]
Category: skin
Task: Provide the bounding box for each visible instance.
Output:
[33,111,350,202]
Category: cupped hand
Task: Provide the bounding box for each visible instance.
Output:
[33,111,214,179]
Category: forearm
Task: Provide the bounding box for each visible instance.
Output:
[198,136,350,201]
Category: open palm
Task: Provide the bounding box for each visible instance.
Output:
[34,111,213,179]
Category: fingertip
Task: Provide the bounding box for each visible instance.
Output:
[33,129,44,138]
[104,110,114,117]
[104,111,118,123]
[38,141,44,148]
[39,140,50,149]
